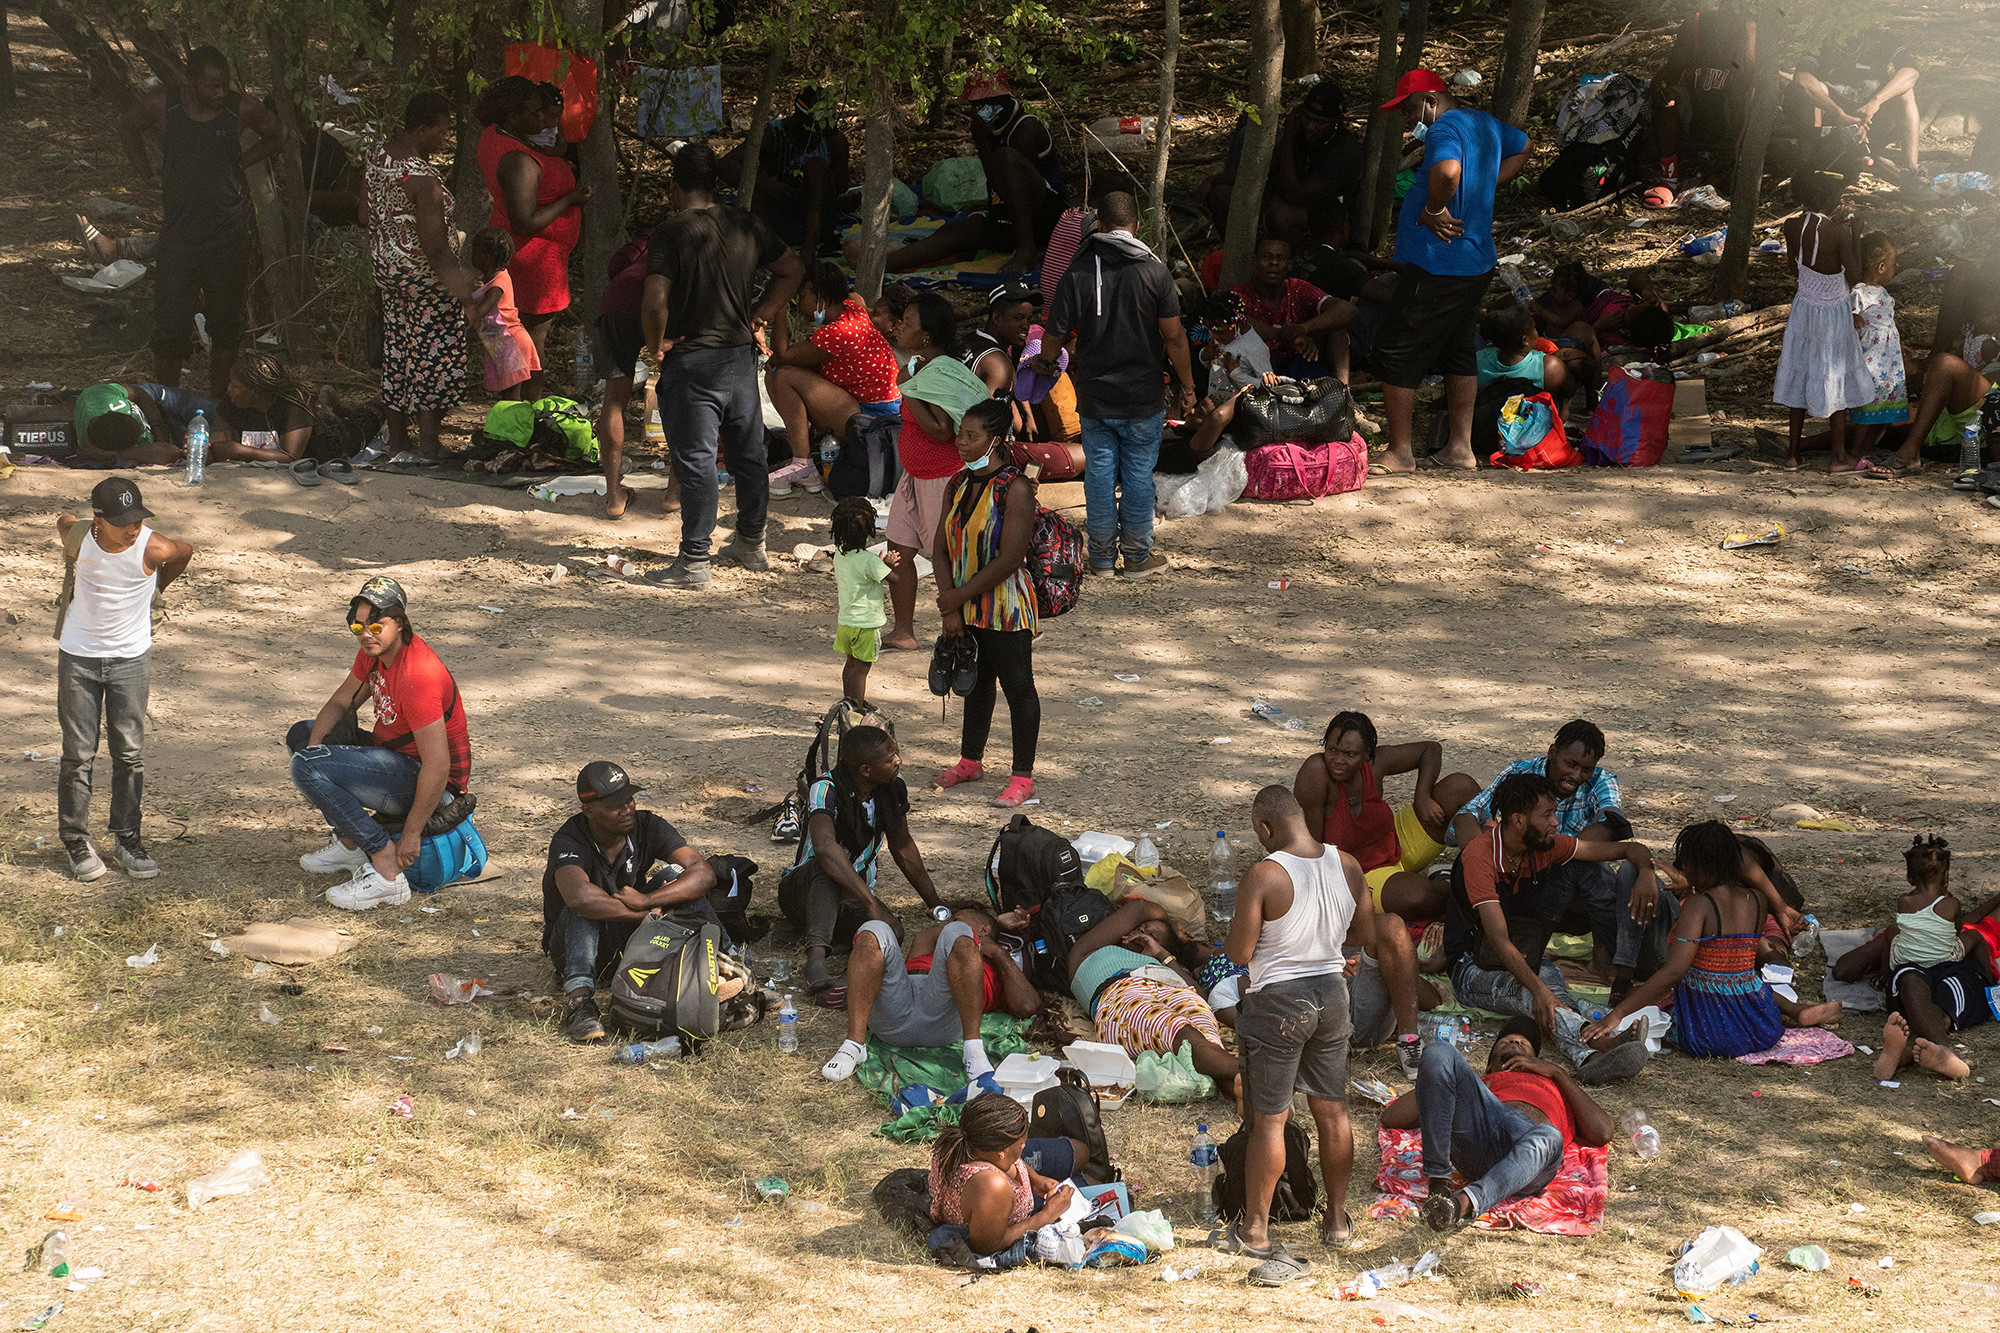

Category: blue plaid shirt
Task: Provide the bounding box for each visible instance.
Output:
[1460,757,1622,836]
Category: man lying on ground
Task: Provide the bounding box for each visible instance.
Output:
[1379,1017,1613,1231]
[542,760,717,1044]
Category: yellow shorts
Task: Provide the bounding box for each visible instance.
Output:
[1360,803,1446,910]
[835,624,881,662]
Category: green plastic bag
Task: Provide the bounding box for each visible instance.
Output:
[921,155,989,214]
[1134,1041,1214,1102]
[890,177,919,218]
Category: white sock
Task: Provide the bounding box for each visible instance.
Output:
[822,1039,866,1082]
[963,1039,994,1079]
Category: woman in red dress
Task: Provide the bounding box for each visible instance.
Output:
[474,76,590,368]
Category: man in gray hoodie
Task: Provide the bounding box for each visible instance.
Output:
[1035,192,1196,578]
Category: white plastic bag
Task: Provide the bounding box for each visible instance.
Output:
[1034,1221,1085,1267]
[1673,1225,1762,1293]
[1112,1207,1176,1253]
[187,1149,269,1210]
[1157,446,1247,518]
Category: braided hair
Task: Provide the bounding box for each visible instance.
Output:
[932,1092,1029,1181]
[232,350,312,416]
[1905,834,1950,886]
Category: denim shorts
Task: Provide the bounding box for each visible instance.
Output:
[1236,970,1351,1115]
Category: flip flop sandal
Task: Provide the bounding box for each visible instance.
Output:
[318,460,360,485]
[1247,1251,1314,1286]
[1320,1208,1359,1249]
[289,458,323,487]
[1864,455,1918,479]
[1209,1226,1285,1259]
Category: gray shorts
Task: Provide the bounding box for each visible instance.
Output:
[1348,950,1394,1048]
[1236,971,1351,1116]
[859,920,973,1048]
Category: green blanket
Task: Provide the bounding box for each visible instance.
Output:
[859,1013,1031,1136]
[898,354,992,428]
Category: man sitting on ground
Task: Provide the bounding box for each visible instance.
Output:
[286,576,472,911]
[1444,773,1658,1083]
[820,902,1039,1085]
[779,725,945,993]
[1379,1017,1613,1231]
[1232,235,1356,382]
[543,761,718,1043]
[722,86,849,255]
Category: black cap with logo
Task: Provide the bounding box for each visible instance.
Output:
[90,477,155,525]
[577,760,643,805]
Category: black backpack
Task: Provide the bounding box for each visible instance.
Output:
[827,410,903,500]
[983,814,1111,989]
[1213,1118,1319,1223]
[796,699,894,811]
[607,911,723,1040]
[703,853,760,945]
[1031,1067,1120,1184]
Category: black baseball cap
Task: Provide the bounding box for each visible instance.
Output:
[987,280,1040,308]
[90,477,154,524]
[350,575,408,616]
[577,760,643,805]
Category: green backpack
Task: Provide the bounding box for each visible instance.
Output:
[480,396,599,463]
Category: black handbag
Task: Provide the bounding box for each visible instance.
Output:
[1230,376,1357,448]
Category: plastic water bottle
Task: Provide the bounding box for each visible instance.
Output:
[1497,261,1534,306]
[184,411,209,486]
[1209,831,1237,922]
[573,327,596,397]
[1932,171,1994,194]
[777,991,799,1053]
[38,1230,69,1277]
[1688,299,1748,321]
[1250,698,1307,731]
[1678,228,1727,257]
[609,1036,682,1064]
[1961,414,1984,477]
[1191,1124,1219,1224]
[1619,1107,1661,1159]
[1792,914,1821,958]
[1134,830,1160,871]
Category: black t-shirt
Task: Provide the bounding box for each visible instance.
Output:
[540,810,689,954]
[1044,232,1182,419]
[1293,245,1370,301]
[645,205,787,352]
[217,397,314,446]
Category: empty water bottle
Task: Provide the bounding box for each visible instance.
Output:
[1678,228,1727,257]
[184,411,209,486]
[1619,1107,1661,1159]
[610,1037,682,1064]
[1191,1123,1219,1224]
[1931,171,1994,194]
[778,991,799,1053]
[1134,830,1160,871]
[573,327,596,397]
[1250,698,1307,731]
[1792,914,1821,958]
[1497,261,1534,306]
[37,1230,69,1277]
[1209,832,1237,922]
[1962,415,1984,477]
[1687,299,1748,321]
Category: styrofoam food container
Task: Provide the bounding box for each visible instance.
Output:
[1072,831,1134,864]
[993,1052,1063,1106]
[1063,1040,1137,1108]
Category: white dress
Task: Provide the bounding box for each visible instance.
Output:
[1771,213,1877,419]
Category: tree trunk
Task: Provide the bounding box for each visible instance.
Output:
[1352,0,1402,248]
[854,66,895,302]
[1366,0,1427,252]
[0,9,15,111]
[1718,0,1786,300]
[127,26,185,90]
[254,23,314,360]
[1280,0,1321,80]
[736,33,788,219]
[1145,0,1180,249]
[1219,0,1284,290]
[565,0,621,326]
[392,0,421,79]
[1493,0,1546,128]
[36,1,137,109]
[452,18,507,233]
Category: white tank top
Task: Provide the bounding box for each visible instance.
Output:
[1247,844,1355,993]
[59,524,156,659]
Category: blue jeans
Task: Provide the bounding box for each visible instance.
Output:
[552,907,641,994]
[57,650,150,844]
[659,344,769,562]
[1580,862,1680,973]
[285,718,420,856]
[1450,955,1595,1068]
[1415,1042,1564,1214]
[1079,412,1165,567]
[139,382,221,446]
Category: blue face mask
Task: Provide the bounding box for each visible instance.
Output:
[974,102,1005,126]
[1410,118,1429,144]
[810,307,829,326]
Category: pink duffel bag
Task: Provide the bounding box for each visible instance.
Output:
[1241,432,1368,501]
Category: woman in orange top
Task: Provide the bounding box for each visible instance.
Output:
[474,77,590,367]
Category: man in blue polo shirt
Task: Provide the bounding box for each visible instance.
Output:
[1372,69,1530,474]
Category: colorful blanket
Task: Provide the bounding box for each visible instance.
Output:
[855,1012,1030,1108]
[1367,1126,1610,1236]
[1735,1026,1855,1066]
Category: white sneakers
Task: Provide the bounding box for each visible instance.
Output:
[301,832,369,874]
[767,458,824,497]
[329,865,411,911]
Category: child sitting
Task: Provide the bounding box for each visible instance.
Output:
[1156,294,1284,472]
[829,496,898,709]
[1832,835,1996,1081]
[465,228,544,401]
[1581,821,1840,1058]
[1476,306,1578,402]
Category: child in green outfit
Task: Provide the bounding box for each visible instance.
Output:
[831,496,899,707]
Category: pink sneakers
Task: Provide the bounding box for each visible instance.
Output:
[767,457,824,496]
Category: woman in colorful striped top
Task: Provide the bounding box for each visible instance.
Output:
[933,399,1041,808]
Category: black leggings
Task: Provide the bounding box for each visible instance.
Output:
[962,626,1039,774]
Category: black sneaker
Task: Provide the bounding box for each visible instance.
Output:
[112,837,159,879]
[66,839,107,882]
[927,635,954,697]
[643,557,713,589]
[771,793,802,843]
[564,996,607,1044]
[950,633,981,697]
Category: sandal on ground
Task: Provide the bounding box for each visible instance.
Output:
[1864,453,1919,479]
[1677,442,1742,463]
[289,457,323,487]
[318,460,359,485]
[1248,1251,1314,1286]
[935,758,985,788]
[994,776,1035,807]
[1209,1226,1285,1260]
[1320,1208,1359,1249]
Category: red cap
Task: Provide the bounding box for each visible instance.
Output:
[961,69,1013,102]
[1380,68,1449,111]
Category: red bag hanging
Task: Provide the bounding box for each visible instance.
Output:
[1242,432,1368,501]
[1489,391,1584,470]
[504,42,599,143]
[1581,364,1676,467]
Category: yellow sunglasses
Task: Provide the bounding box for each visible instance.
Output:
[348,620,391,636]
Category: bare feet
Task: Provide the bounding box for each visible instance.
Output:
[1873,1013,1911,1081]
[1921,1135,1990,1184]
[880,631,922,652]
[1374,448,1418,475]
[999,247,1043,276]
[1795,1000,1842,1028]
[661,479,682,515]
[1913,1037,1971,1080]
[1426,443,1479,471]
[840,237,862,268]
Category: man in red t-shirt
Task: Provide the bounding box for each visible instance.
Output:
[764,259,904,497]
[1380,1016,1612,1230]
[286,576,473,911]
[1231,236,1357,381]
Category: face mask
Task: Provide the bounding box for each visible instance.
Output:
[974,102,1005,126]
[529,126,560,149]
[1409,100,1434,143]
[810,307,830,326]
[961,444,1001,472]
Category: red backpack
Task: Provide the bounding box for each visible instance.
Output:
[952,465,1085,620]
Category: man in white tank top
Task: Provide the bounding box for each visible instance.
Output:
[54,479,193,882]
[1218,785,1373,1283]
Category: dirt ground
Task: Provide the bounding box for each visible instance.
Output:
[5,1,2000,1331]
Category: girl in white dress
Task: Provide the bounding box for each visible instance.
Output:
[1771,171,1876,473]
